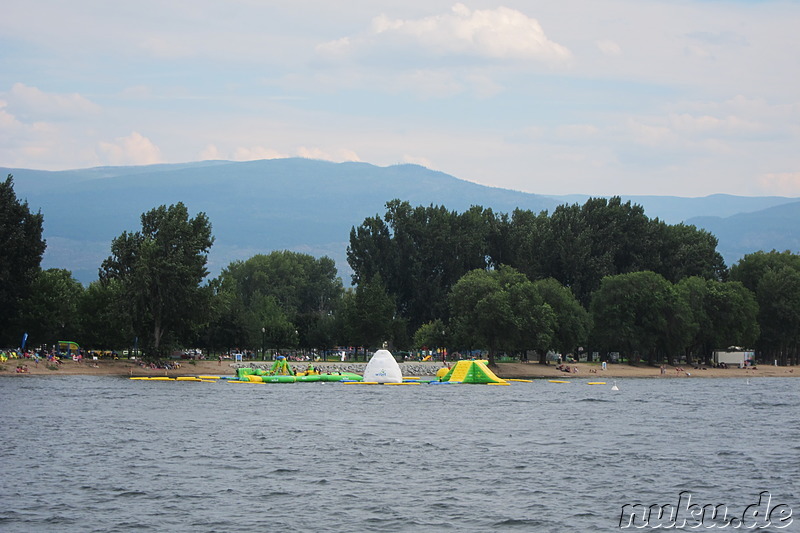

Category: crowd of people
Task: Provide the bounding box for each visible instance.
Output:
[555,364,579,373]
[136,360,182,370]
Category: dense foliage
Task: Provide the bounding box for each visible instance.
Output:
[449,266,556,366]
[0,175,46,345]
[3,183,798,366]
[348,200,495,331]
[730,251,800,365]
[348,197,726,329]
[205,251,344,353]
[100,203,214,357]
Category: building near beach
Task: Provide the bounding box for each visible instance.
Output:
[713,348,755,367]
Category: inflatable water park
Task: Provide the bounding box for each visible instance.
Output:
[130,349,617,387]
[130,350,530,385]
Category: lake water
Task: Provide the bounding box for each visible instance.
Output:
[0,376,797,532]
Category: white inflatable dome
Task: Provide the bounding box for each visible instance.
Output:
[363,349,403,383]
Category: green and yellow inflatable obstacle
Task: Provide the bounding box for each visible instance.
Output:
[438,360,509,385]
[235,367,363,383]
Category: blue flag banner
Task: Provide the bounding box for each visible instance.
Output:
[21,332,28,350]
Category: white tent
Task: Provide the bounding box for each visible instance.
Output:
[363,349,403,383]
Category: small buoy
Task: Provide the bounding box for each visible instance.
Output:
[611,381,619,391]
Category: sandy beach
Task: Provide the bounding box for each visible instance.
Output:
[1,358,797,379]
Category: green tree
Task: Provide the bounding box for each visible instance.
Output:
[339,276,396,355]
[654,223,727,283]
[302,311,338,352]
[590,271,685,365]
[257,294,298,354]
[0,175,46,345]
[78,279,132,351]
[535,197,654,305]
[18,268,84,349]
[209,251,343,352]
[730,251,800,364]
[505,208,549,281]
[703,280,760,359]
[674,276,708,364]
[347,200,493,333]
[413,319,447,351]
[100,203,214,358]
[204,278,249,353]
[754,266,800,365]
[533,278,591,363]
[449,266,555,366]
[505,197,725,304]
[729,250,800,293]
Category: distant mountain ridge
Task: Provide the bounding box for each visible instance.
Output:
[4,158,799,285]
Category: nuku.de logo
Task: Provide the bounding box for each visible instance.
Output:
[618,491,793,529]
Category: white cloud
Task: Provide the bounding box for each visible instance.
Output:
[0,100,21,129]
[759,172,800,196]
[0,98,82,168]
[199,144,223,161]
[318,3,571,64]
[668,113,762,138]
[2,1,800,197]
[596,39,621,56]
[5,83,100,120]
[625,103,773,156]
[97,132,162,166]
[337,149,362,162]
[232,146,288,161]
[296,146,361,162]
[402,154,434,168]
[200,145,362,164]
[627,119,675,148]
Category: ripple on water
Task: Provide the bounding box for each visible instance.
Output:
[0,376,797,532]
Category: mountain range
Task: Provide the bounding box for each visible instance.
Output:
[4,158,799,285]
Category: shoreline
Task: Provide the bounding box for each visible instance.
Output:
[1,359,797,379]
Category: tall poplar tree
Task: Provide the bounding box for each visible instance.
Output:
[0,175,46,345]
[100,203,213,357]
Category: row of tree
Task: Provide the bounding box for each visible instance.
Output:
[1,174,798,365]
[347,198,726,331]
[347,199,795,365]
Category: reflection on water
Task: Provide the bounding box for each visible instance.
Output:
[0,376,797,532]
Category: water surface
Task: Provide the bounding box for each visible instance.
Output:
[1,376,796,531]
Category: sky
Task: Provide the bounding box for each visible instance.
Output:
[2,0,799,197]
